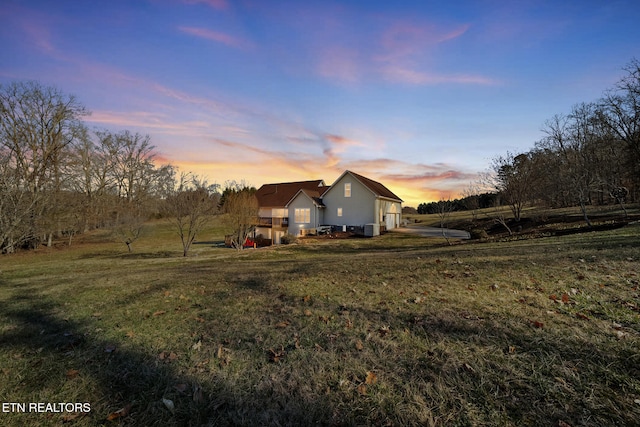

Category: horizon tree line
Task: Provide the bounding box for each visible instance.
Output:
[415,58,639,225]
[0,81,257,254]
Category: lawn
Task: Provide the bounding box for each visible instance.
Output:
[0,218,639,426]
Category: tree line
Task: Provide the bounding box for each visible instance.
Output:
[415,59,640,225]
[0,81,257,254]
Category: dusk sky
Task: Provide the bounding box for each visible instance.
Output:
[2,0,639,206]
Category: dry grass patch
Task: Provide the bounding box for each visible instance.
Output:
[0,222,639,425]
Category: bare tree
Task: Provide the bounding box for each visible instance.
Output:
[221,182,258,251]
[538,104,612,227]
[0,81,86,252]
[600,58,640,198]
[164,172,219,257]
[461,182,481,221]
[485,199,513,236]
[487,152,538,222]
[436,199,454,245]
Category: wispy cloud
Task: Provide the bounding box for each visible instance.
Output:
[376,22,469,62]
[373,20,498,86]
[381,67,498,85]
[307,14,495,86]
[182,0,228,11]
[315,47,361,83]
[178,26,253,49]
[86,110,211,135]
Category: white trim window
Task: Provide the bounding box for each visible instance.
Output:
[295,208,310,223]
[337,207,343,217]
[344,182,351,197]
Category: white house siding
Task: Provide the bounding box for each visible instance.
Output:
[322,174,377,227]
[287,192,323,236]
[379,199,402,230]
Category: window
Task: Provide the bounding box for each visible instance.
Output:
[295,208,310,223]
[337,207,343,217]
[271,208,287,218]
[344,183,351,197]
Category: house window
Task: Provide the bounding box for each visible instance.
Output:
[344,183,351,197]
[337,207,343,217]
[295,208,310,223]
[271,208,287,218]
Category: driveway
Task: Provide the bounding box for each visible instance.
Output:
[393,226,471,239]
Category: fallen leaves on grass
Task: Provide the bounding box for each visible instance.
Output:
[61,413,83,422]
[65,369,80,379]
[267,347,286,363]
[365,371,377,385]
[159,351,178,361]
[104,345,116,353]
[357,384,367,395]
[530,320,544,329]
[153,310,166,317]
[106,404,132,421]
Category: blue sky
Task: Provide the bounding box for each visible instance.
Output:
[1,0,639,206]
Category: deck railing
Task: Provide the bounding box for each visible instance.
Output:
[257,217,289,227]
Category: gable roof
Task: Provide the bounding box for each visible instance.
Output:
[255,180,326,207]
[324,170,403,202]
[288,188,328,208]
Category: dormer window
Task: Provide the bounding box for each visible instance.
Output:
[344,183,351,198]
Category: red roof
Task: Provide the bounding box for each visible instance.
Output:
[330,170,403,202]
[255,180,326,207]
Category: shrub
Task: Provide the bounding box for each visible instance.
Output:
[280,234,297,245]
[470,229,489,239]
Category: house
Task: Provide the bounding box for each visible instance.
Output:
[254,171,402,244]
[321,170,403,234]
[254,179,328,244]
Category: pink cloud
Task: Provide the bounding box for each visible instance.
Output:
[86,110,211,135]
[315,47,361,83]
[325,134,363,147]
[377,22,469,62]
[381,66,498,85]
[22,20,55,54]
[178,26,252,49]
[182,0,228,10]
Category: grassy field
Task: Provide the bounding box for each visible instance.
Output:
[1,217,639,426]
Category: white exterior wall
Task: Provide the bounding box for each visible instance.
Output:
[322,174,376,227]
[379,199,402,229]
[287,193,323,236]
